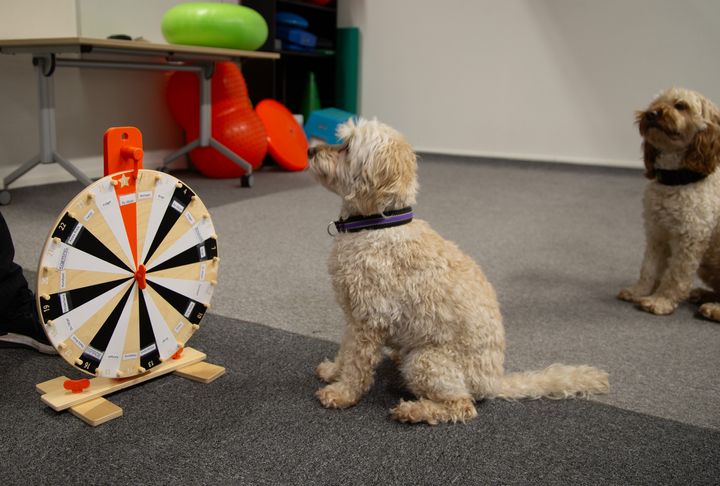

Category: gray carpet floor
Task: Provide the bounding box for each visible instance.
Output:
[2,155,719,484]
[1,314,719,485]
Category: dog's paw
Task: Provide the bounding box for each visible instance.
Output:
[637,296,677,315]
[698,303,720,322]
[390,398,477,425]
[315,359,339,383]
[391,399,439,425]
[618,287,648,303]
[316,383,361,409]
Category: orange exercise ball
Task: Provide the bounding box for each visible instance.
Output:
[186,99,268,178]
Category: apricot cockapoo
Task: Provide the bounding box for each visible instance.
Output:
[309,118,609,425]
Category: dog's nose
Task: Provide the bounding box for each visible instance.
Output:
[308,146,318,158]
[645,110,659,123]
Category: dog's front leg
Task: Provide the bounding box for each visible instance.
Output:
[316,322,385,409]
[315,323,357,383]
[638,236,710,315]
[618,226,669,303]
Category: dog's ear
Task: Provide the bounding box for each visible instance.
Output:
[636,108,657,179]
[351,138,418,214]
[642,141,657,179]
[336,117,358,142]
[682,122,720,175]
[634,109,646,134]
[699,96,720,124]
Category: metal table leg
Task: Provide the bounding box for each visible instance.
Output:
[1,55,92,205]
[161,62,254,188]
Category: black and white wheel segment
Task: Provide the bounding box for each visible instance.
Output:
[37,169,219,377]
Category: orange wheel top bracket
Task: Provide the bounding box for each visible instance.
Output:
[103,127,144,177]
[104,126,144,267]
[63,378,91,394]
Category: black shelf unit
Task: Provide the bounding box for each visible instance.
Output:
[241,0,337,115]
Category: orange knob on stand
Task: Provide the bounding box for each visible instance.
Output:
[63,378,91,394]
[120,146,143,161]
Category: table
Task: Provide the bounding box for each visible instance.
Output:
[0,37,280,204]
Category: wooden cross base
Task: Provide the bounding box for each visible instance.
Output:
[36,347,225,426]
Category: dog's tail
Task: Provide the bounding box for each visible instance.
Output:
[487,363,609,400]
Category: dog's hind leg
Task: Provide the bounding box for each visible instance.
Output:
[688,287,719,304]
[316,323,386,409]
[390,347,477,425]
[696,292,720,322]
[694,251,720,321]
[698,303,720,322]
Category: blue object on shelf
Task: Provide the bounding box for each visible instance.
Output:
[304,108,355,145]
[277,11,309,29]
[283,41,313,52]
[277,26,317,48]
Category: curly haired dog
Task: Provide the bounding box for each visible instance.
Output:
[309,118,609,424]
[618,87,720,320]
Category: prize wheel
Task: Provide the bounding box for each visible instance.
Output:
[36,127,219,378]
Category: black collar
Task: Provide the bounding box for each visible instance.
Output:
[655,169,708,186]
[330,207,414,234]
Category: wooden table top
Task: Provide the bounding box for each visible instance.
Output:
[0,37,280,61]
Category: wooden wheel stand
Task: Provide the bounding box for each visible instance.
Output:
[37,348,225,426]
[35,127,225,426]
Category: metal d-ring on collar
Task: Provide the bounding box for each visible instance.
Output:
[327,207,414,236]
[327,221,339,237]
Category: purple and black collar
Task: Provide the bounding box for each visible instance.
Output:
[328,207,414,235]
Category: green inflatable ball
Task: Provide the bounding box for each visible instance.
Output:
[161,3,268,51]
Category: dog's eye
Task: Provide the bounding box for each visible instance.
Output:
[674,101,689,111]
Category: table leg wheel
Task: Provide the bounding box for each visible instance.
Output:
[0,190,11,205]
[241,174,253,188]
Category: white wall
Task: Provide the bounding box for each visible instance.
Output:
[338,0,720,167]
[77,0,236,42]
[0,0,77,38]
[2,0,719,188]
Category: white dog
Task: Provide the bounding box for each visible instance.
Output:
[309,118,609,424]
[619,87,720,321]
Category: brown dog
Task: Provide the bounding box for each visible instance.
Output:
[619,87,720,320]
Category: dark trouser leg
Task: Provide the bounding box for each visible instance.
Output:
[0,212,29,319]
